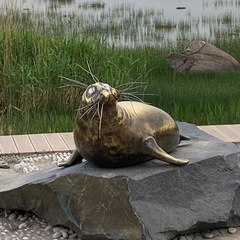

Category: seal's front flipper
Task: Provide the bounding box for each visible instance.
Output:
[142,136,189,166]
[58,149,83,167]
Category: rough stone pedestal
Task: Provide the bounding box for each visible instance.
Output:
[0,122,240,240]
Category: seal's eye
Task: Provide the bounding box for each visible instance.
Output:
[86,86,96,97]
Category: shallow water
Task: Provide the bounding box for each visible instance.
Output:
[1,0,240,46]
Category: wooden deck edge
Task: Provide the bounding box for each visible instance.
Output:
[0,124,240,156]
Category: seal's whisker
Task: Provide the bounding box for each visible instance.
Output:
[119,93,145,103]
[130,93,156,96]
[120,97,141,103]
[119,90,142,95]
[119,96,139,102]
[130,100,138,116]
[96,102,103,138]
[77,102,96,111]
[99,102,104,138]
[118,85,146,94]
[116,81,147,92]
[119,95,135,101]
[79,107,94,119]
[90,101,101,120]
[79,102,98,119]
[76,63,99,83]
[60,76,88,88]
[58,84,85,89]
[90,107,98,120]
[86,61,100,83]
[115,82,138,89]
[116,75,145,88]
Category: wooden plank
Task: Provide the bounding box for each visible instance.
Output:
[0,135,19,154]
[198,126,233,142]
[59,132,75,150]
[229,124,240,131]
[214,125,240,143]
[44,133,69,152]
[12,135,35,154]
[227,125,240,143]
[28,134,53,153]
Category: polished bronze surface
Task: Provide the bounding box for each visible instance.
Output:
[59,82,189,168]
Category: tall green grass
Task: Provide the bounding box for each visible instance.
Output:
[0,6,240,134]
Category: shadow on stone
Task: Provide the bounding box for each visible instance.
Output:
[0,122,240,240]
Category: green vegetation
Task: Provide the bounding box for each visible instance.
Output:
[154,21,176,30]
[79,1,106,9]
[0,5,240,135]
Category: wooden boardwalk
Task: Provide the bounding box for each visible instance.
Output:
[0,125,240,155]
[0,133,75,155]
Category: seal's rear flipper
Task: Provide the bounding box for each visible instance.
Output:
[180,134,190,141]
[58,149,83,167]
[142,136,189,166]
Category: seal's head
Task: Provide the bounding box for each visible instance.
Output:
[81,82,119,107]
[77,82,120,139]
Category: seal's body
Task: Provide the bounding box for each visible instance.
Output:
[59,82,189,168]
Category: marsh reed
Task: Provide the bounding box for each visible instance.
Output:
[0,4,240,134]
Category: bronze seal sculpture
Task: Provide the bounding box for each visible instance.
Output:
[59,82,189,168]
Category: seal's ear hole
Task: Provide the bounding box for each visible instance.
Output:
[86,86,96,97]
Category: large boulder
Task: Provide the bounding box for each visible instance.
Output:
[167,40,240,73]
[0,122,240,240]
